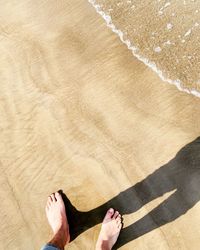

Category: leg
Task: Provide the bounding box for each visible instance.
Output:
[41,243,61,250]
[41,192,70,250]
[96,208,122,250]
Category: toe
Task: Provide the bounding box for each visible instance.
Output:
[118,223,122,229]
[48,196,52,203]
[50,193,56,202]
[113,211,119,219]
[116,217,121,223]
[55,192,62,202]
[104,208,114,221]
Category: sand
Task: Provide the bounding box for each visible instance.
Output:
[0,0,200,249]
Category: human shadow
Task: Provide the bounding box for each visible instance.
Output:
[60,136,200,249]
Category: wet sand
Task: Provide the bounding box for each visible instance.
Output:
[89,0,200,95]
[0,1,200,249]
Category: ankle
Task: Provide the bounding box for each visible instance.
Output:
[96,240,111,250]
[48,239,65,250]
[49,227,69,250]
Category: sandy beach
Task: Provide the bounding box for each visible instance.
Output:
[0,1,200,249]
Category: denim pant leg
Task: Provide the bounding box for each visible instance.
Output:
[41,243,60,250]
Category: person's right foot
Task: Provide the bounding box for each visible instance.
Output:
[45,192,70,247]
[96,208,122,250]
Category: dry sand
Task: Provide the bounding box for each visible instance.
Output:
[0,1,200,249]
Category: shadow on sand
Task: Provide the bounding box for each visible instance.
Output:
[60,136,200,249]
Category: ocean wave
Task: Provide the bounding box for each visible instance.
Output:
[88,0,200,98]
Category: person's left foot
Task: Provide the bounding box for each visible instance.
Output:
[96,208,122,250]
[45,192,70,246]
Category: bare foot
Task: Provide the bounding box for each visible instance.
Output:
[96,208,122,250]
[45,192,70,248]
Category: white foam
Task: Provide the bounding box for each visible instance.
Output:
[88,0,200,98]
[184,29,192,37]
[167,23,173,30]
[154,46,162,52]
[163,40,172,45]
[159,2,171,14]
